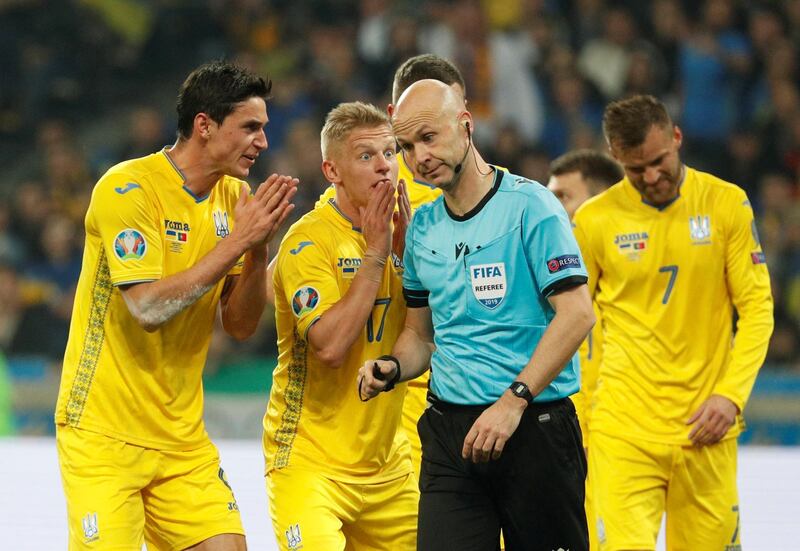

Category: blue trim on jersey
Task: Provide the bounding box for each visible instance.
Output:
[328,199,361,232]
[161,148,210,203]
[403,171,587,405]
[182,185,210,203]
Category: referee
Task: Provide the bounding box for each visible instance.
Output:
[359,79,593,550]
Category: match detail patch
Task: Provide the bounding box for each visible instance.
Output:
[546,254,580,273]
[291,287,320,317]
[751,252,766,265]
[113,229,147,261]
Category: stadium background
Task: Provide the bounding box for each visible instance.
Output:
[2,0,800,531]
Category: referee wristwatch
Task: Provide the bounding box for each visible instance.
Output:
[508,381,534,403]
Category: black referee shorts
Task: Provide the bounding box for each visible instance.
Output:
[417,394,588,551]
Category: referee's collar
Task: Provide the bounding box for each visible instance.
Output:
[444,167,502,222]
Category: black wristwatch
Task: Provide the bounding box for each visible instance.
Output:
[508,381,534,403]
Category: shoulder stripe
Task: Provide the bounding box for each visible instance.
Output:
[65,250,113,426]
[273,328,308,469]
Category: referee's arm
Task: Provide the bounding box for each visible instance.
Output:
[358,306,434,400]
[463,282,594,463]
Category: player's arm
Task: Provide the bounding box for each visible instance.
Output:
[358,305,435,399]
[462,283,594,463]
[306,181,396,367]
[122,175,296,332]
[265,256,278,307]
[688,193,774,446]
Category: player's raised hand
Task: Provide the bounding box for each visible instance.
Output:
[231,174,298,251]
[686,394,739,447]
[392,179,411,262]
[462,392,527,463]
[360,180,396,259]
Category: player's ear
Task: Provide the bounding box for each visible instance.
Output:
[321,159,340,184]
[387,103,395,117]
[673,125,683,150]
[195,113,212,140]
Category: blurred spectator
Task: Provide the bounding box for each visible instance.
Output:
[0,203,25,268]
[541,71,603,157]
[5,0,800,375]
[0,264,23,353]
[117,106,172,160]
[22,213,82,300]
[678,0,752,173]
[578,5,640,100]
[10,182,53,260]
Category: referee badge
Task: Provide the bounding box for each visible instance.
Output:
[469,262,506,309]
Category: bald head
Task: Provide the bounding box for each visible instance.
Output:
[393,79,464,136]
[392,79,474,192]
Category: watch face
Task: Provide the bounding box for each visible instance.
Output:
[510,382,531,401]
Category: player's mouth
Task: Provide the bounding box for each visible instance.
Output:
[242,154,257,164]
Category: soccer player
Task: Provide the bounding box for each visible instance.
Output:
[54,61,297,550]
[572,94,773,550]
[547,149,623,551]
[263,102,418,550]
[360,79,594,551]
[265,54,474,478]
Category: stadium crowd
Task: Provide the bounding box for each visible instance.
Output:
[1,0,799,385]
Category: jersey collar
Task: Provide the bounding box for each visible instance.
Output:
[623,165,690,212]
[160,148,212,203]
[444,166,502,222]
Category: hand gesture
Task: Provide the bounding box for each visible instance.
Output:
[686,394,739,447]
[232,174,298,252]
[391,179,412,262]
[462,392,526,463]
[357,358,398,402]
[359,181,395,258]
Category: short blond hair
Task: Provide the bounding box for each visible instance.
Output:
[320,101,390,159]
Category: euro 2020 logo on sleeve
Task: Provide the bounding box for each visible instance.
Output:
[113,229,146,261]
[470,262,506,309]
[291,287,320,317]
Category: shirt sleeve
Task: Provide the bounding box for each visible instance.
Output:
[402,218,429,308]
[572,206,600,299]
[525,191,588,297]
[713,191,774,411]
[91,172,163,286]
[276,231,341,339]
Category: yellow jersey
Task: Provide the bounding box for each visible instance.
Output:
[573,167,773,444]
[55,150,246,450]
[263,199,412,482]
[316,155,441,390]
[573,303,602,442]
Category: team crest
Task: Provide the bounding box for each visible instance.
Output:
[689,215,711,244]
[82,512,99,542]
[285,523,303,550]
[469,263,506,309]
[213,210,231,238]
[113,229,146,261]
[292,287,320,317]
